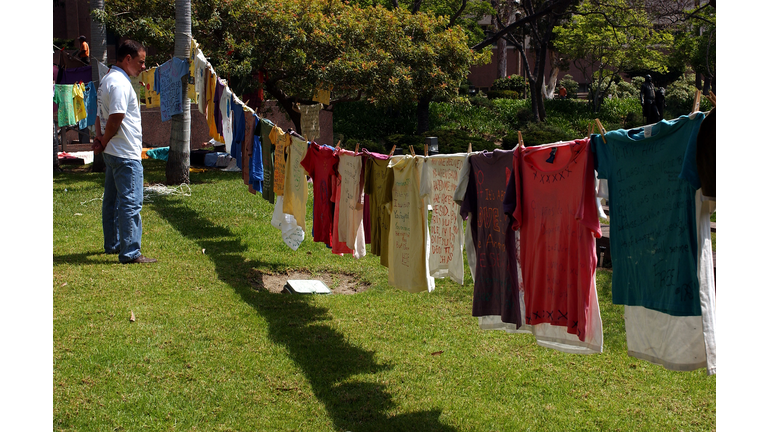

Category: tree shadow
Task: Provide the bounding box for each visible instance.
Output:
[152,195,456,432]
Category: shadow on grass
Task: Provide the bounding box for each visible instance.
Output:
[152,194,456,432]
[53,251,118,266]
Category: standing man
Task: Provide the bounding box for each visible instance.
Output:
[77,36,90,65]
[639,75,660,124]
[93,40,157,264]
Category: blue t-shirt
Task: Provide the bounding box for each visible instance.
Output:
[154,57,189,122]
[593,113,705,316]
[78,81,98,129]
[250,115,264,193]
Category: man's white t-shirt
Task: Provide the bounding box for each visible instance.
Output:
[98,66,143,160]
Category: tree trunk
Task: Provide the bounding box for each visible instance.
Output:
[166,0,192,185]
[497,38,508,80]
[416,95,431,135]
[90,0,107,172]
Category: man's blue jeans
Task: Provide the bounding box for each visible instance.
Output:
[102,153,143,263]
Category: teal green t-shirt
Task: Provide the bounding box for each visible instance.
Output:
[594,113,705,316]
[54,84,76,127]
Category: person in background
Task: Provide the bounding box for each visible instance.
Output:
[77,36,90,65]
[558,85,567,100]
[93,40,157,264]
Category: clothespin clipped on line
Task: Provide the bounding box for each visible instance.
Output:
[409,145,415,156]
[705,92,716,108]
[467,143,472,154]
[355,143,359,154]
[518,131,525,149]
[594,118,607,143]
[588,121,595,137]
[691,90,701,114]
[389,145,396,157]
[424,144,428,157]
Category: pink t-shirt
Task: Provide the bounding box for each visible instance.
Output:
[511,138,601,341]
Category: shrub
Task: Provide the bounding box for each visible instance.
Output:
[487,90,520,100]
[559,74,579,99]
[492,75,527,93]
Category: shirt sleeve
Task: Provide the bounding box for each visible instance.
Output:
[107,82,129,115]
[575,139,602,238]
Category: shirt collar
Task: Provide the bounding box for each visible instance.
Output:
[109,65,130,80]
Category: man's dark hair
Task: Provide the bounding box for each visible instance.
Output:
[116,40,146,62]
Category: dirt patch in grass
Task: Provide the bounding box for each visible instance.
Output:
[249,269,369,295]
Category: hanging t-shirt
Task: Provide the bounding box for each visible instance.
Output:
[139,68,160,108]
[205,69,221,141]
[331,172,355,256]
[271,196,305,251]
[696,108,715,200]
[231,98,245,169]
[301,142,339,246]
[511,139,603,349]
[283,136,310,231]
[364,156,396,267]
[594,113,705,317]
[623,190,716,374]
[269,126,291,197]
[193,49,208,115]
[460,150,519,325]
[53,84,76,127]
[154,57,189,122]
[72,82,87,124]
[220,88,234,152]
[213,76,226,137]
[249,117,264,194]
[78,81,98,129]
[336,150,366,257]
[421,154,466,284]
[259,119,276,204]
[385,155,434,292]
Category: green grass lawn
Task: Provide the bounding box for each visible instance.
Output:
[53,160,715,431]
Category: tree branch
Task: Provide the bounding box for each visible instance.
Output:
[472,0,574,51]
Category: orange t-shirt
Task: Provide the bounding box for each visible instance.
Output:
[80,41,90,59]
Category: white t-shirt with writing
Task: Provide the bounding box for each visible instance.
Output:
[421,154,466,284]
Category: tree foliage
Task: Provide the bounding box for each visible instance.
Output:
[552,0,673,112]
[95,0,489,133]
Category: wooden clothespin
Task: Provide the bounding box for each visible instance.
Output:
[705,91,716,108]
[388,145,396,157]
[517,131,525,149]
[594,118,607,143]
[691,90,701,114]
[467,143,472,154]
[355,143,359,154]
[409,145,415,156]
[424,144,428,157]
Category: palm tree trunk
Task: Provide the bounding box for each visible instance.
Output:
[166,0,192,185]
[90,0,107,172]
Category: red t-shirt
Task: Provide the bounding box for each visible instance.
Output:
[511,138,601,341]
[300,143,338,246]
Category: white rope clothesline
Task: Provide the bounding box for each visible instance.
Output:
[79,183,192,205]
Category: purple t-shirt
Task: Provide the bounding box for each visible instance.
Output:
[460,149,521,327]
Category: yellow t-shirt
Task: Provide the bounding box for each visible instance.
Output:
[139,69,161,108]
[386,156,434,293]
[282,136,309,230]
[269,126,291,196]
[72,83,87,123]
[206,69,224,142]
